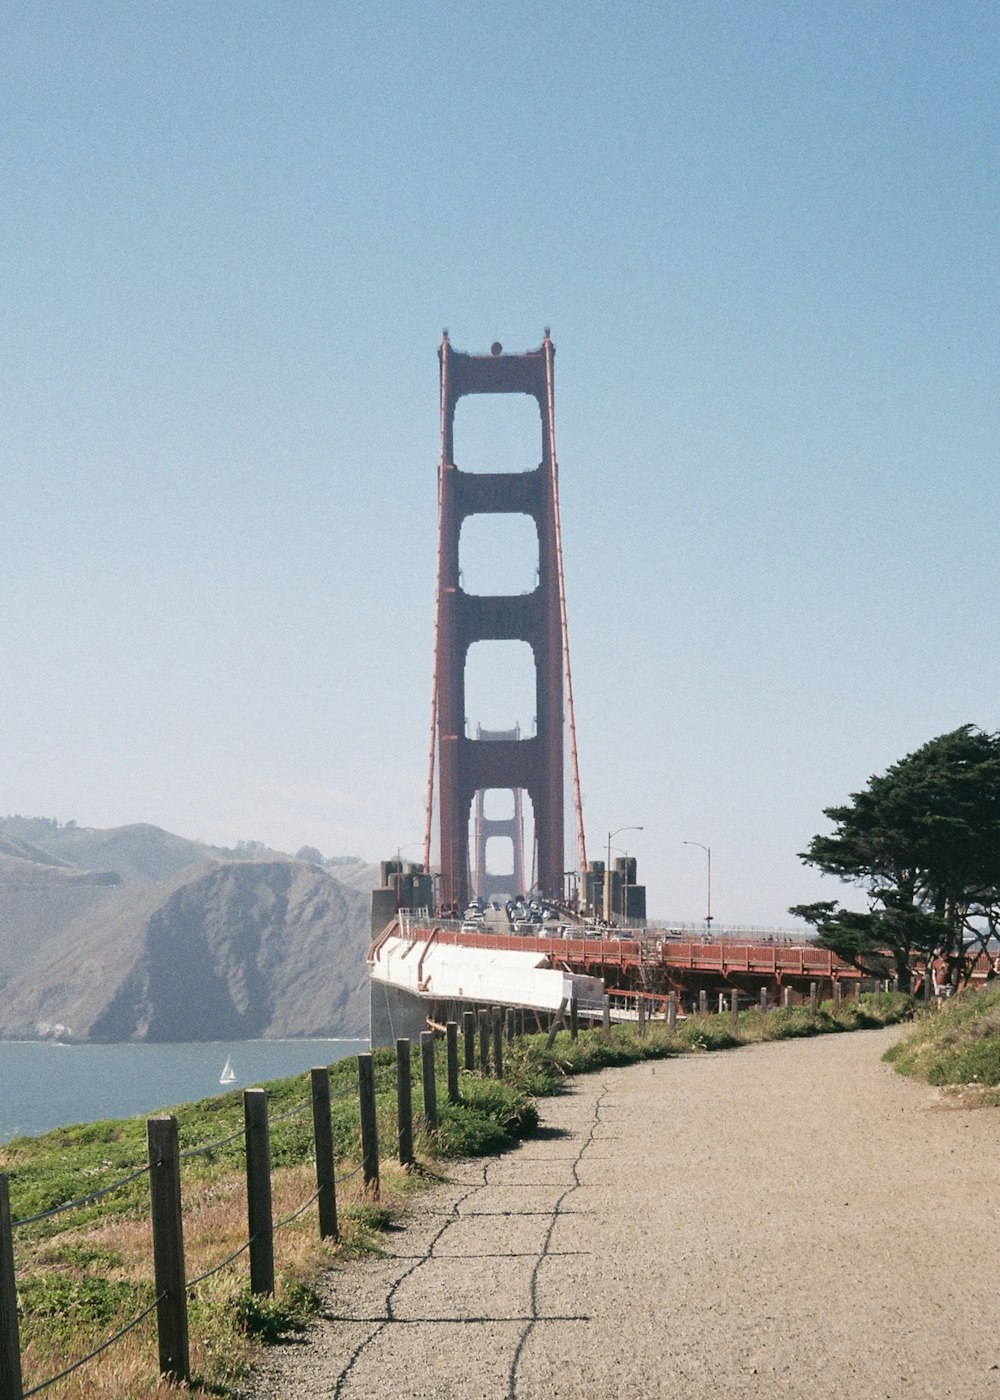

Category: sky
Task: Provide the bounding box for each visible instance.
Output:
[3,2,998,927]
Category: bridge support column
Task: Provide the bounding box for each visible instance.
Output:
[433,334,566,912]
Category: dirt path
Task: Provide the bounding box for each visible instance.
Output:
[242,1027,1000,1399]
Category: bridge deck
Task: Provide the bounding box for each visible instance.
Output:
[383,921,862,985]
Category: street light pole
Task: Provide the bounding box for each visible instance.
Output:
[683,841,712,934]
[606,825,643,923]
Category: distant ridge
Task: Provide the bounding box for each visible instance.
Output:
[0,818,372,1043]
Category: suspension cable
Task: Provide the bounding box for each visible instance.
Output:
[544,331,587,874]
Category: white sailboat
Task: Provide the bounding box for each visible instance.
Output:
[219,1056,237,1085]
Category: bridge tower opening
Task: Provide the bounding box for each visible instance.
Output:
[424,331,586,913]
[472,726,527,901]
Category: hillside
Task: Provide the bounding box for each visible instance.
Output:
[0,819,373,1042]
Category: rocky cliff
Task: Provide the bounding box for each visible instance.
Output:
[0,821,372,1042]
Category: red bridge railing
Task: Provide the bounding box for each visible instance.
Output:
[376,919,861,982]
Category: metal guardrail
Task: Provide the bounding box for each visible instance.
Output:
[396,909,809,944]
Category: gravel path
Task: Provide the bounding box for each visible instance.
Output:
[242,1027,1000,1399]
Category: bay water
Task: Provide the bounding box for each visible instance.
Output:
[0,1038,369,1144]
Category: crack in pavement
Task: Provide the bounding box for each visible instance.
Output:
[505,1079,608,1400]
[330,1162,490,1398]
[326,1079,606,1400]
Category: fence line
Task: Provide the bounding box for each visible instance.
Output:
[2,1037,483,1397]
[0,992,901,1396]
[1,1055,387,1398]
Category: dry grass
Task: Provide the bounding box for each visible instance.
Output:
[12,1150,423,1398]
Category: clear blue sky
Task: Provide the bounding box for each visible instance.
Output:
[3,2,997,925]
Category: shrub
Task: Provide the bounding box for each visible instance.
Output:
[885,985,1000,1087]
[234,1281,318,1342]
[434,1077,539,1157]
[17,1275,149,1345]
[677,1019,738,1051]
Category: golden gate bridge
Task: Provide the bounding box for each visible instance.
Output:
[368,333,864,1043]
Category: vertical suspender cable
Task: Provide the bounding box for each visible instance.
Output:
[543,332,588,875]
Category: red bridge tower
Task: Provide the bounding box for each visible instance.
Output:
[423,331,586,912]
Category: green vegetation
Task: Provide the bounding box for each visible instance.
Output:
[17,1275,152,1347]
[2,992,917,1398]
[884,982,1000,1100]
[792,725,1000,988]
[233,1281,319,1343]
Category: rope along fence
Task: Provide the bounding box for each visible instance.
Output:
[0,1056,393,1398]
[0,1006,575,1397]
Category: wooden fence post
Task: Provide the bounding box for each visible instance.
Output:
[396,1039,413,1168]
[667,992,677,1030]
[446,1022,459,1105]
[310,1067,338,1240]
[833,980,842,1009]
[147,1115,190,1385]
[717,992,726,1015]
[783,986,793,1010]
[357,1053,380,1197]
[545,997,568,1050]
[491,1008,504,1078]
[637,996,646,1036]
[759,987,768,1012]
[699,989,708,1016]
[420,1031,438,1130]
[505,1008,516,1042]
[602,995,612,1040]
[853,980,861,1005]
[0,1174,24,1400]
[243,1089,274,1297]
[478,1010,491,1076]
[569,996,579,1040]
[463,1010,476,1071]
[810,982,818,1012]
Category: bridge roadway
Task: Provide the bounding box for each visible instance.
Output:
[391,918,862,1009]
[244,1025,1000,1399]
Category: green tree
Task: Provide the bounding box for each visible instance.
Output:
[791,726,1000,990]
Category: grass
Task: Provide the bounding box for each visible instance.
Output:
[2,1052,417,1398]
[883,981,1000,1102]
[2,991,916,1397]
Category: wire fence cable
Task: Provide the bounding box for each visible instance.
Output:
[185,1237,255,1290]
[176,1124,247,1161]
[267,1098,313,1127]
[21,1292,165,1396]
[273,1187,321,1232]
[12,1163,153,1229]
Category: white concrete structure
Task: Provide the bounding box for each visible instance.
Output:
[368,933,604,1047]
